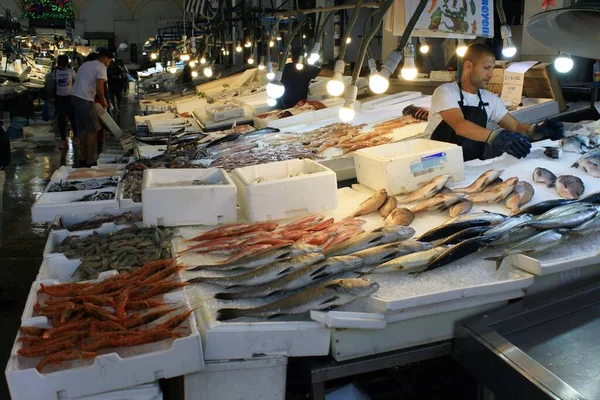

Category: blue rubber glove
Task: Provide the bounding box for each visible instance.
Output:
[528,118,565,141]
[487,129,532,159]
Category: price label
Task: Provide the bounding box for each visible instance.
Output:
[500,61,539,106]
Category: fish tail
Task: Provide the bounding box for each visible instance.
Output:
[484,256,504,270]
[214,292,241,300]
[216,308,246,321]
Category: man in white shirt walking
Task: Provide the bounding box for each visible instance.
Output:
[425,43,564,161]
[71,49,113,166]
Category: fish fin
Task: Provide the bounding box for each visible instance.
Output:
[266,313,283,319]
[186,277,205,284]
[319,296,340,306]
[275,251,294,260]
[310,264,331,277]
[312,272,333,280]
[216,308,246,321]
[276,267,295,277]
[214,292,241,300]
[483,255,504,270]
[572,162,579,168]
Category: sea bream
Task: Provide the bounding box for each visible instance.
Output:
[187,253,326,287]
[214,256,365,300]
[556,175,585,199]
[396,174,451,203]
[505,181,535,214]
[559,135,590,154]
[216,278,380,321]
[532,168,557,188]
[452,169,504,194]
[485,229,569,269]
[410,194,464,213]
[326,226,415,257]
[370,246,449,274]
[573,157,600,178]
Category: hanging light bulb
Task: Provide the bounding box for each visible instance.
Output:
[308,42,321,65]
[554,52,574,73]
[267,97,277,107]
[150,53,158,60]
[200,55,207,64]
[189,60,196,68]
[203,63,214,77]
[180,53,190,61]
[500,25,517,58]
[266,62,275,80]
[296,55,304,70]
[276,36,282,41]
[338,85,358,122]
[326,60,346,97]
[258,57,265,70]
[346,37,351,44]
[456,39,468,57]
[368,58,388,94]
[302,34,307,39]
[169,66,177,74]
[248,55,255,65]
[401,44,418,81]
[236,41,242,52]
[419,38,429,54]
[191,71,199,78]
[266,71,285,99]
[269,39,275,48]
[244,38,252,48]
[369,50,402,94]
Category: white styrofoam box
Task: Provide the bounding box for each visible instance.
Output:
[232,159,338,222]
[360,91,423,110]
[330,301,506,361]
[142,169,237,227]
[43,223,131,257]
[51,166,123,181]
[134,111,176,128]
[118,184,143,213]
[310,311,387,330]
[94,103,124,138]
[9,281,204,400]
[51,208,140,232]
[135,144,167,159]
[353,139,464,195]
[175,98,207,115]
[32,188,119,223]
[317,155,356,181]
[44,176,121,193]
[71,382,161,400]
[184,357,287,400]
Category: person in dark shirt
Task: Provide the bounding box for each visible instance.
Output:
[107,59,126,112]
[279,47,321,109]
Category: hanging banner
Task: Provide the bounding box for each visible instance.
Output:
[386,0,494,39]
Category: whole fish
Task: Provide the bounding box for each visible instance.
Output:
[535,202,593,221]
[187,253,326,287]
[452,169,504,194]
[490,225,540,247]
[352,189,388,217]
[370,247,448,274]
[449,201,473,218]
[214,256,365,300]
[505,181,535,214]
[485,229,569,269]
[279,214,325,231]
[528,207,598,230]
[556,175,585,199]
[190,244,321,271]
[465,179,517,204]
[216,278,380,321]
[532,167,557,188]
[379,196,398,218]
[436,226,490,246]
[410,194,464,213]
[348,241,433,268]
[579,191,600,204]
[559,135,589,154]
[482,178,504,192]
[385,208,415,226]
[513,199,575,216]
[485,177,519,191]
[418,220,493,242]
[543,146,562,159]
[571,149,600,167]
[484,214,534,238]
[326,226,415,256]
[188,222,278,242]
[445,211,507,226]
[418,236,497,274]
[396,174,451,203]
[574,158,600,178]
[570,213,600,235]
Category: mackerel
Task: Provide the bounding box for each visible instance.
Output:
[483,214,534,238]
[418,236,496,274]
[418,220,493,242]
[436,226,490,246]
[370,247,448,274]
[528,207,598,230]
[513,199,575,216]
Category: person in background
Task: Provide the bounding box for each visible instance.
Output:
[54,55,77,149]
[107,59,125,112]
[71,49,113,167]
[180,64,193,84]
[425,43,564,161]
[279,47,321,109]
[73,57,82,72]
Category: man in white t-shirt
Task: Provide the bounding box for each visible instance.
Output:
[71,50,113,166]
[425,43,564,161]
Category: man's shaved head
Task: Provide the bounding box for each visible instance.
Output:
[463,43,495,64]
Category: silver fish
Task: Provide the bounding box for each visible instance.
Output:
[396,174,451,203]
[532,167,557,188]
[379,196,398,218]
[352,189,388,217]
[465,179,517,204]
[528,207,598,230]
[193,244,322,271]
[574,158,600,178]
[216,278,380,321]
[326,226,415,257]
[484,214,534,238]
[556,175,585,199]
[486,229,569,269]
[560,135,590,154]
[570,213,600,235]
[448,201,473,217]
[445,211,507,226]
[348,241,432,268]
[452,169,504,194]
[490,225,539,247]
[536,202,593,221]
[410,193,464,213]
[214,256,365,300]
[572,149,600,167]
[505,181,535,214]
[370,247,448,274]
[187,253,326,287]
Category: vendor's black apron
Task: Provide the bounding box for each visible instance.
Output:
[431,83,501,161]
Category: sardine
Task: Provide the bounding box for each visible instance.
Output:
[379,196,398,218]
[574,158,600,178]
[385,208,415,226]
[418,220,493,242]
[556,175,585,199]
[326,226,415,256]
[485,229,569,269]
[543,146,562,159]
[484,214,534,238]
[445,211,507,226]
[187,253,326,287]
[418,236,497,274]
[370,247,448,274]
[532,167,557,188]
[436,226,490,246]
[352,189,388,217]
[465,179,517,204]
[396,174,451,203]
[452,169,504,194]
[348,241,433,268]
[449,201,473,218]
[529,207,598,230]
[505,181,535,214]
[410,194,464,213]
[214,256,365,300]
[513,199,575,216]
[190,244,322,271]
[559,135,590,154]
[216,278,380,321]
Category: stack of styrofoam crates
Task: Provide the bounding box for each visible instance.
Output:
[231,159,338,222]
[142,168,237,227]
[353,139,464,195]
